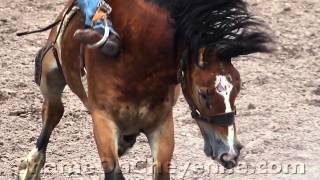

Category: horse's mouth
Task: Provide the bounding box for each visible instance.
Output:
[203,136,241,169]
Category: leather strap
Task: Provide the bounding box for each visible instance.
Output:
[177,48,235,127]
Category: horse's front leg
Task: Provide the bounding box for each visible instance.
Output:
[147,111,174,180]
[91,107,124,180]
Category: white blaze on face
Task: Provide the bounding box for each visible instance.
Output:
[215,75,235,153]
[227,125,236,154]
[215,75,233,113]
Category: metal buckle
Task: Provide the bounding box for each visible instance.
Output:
[98,0,112,14]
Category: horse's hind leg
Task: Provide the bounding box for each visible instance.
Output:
[17,49,66,180]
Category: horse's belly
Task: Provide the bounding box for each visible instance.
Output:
[106,101,170,134]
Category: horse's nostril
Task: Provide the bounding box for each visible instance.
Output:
[237,143,244,151]
[220,153,237,169]
[222,153,234,161]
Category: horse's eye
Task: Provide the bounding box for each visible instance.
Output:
[198,89,208,100]
[198,60,209,69]
[227,75,233,82]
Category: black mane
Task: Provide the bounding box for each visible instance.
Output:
[147,0,274,60]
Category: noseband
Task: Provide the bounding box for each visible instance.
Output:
[177,49,235,127]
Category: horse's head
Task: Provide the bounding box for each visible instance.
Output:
[173,0,274,169]
[180,48,242,169]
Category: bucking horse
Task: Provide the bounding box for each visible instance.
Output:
[16,0,273,179]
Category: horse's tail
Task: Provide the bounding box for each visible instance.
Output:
[16,19,61,37]
[34,44,55,86]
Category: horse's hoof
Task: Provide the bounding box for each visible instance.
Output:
[17,148,45,180]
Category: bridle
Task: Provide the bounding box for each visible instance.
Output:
[177,49,236,127]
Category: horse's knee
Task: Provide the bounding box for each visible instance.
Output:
[101,158,116,173]
[153,161,171,180]
[41,98,64,123]
[104,172,125,180]
[101,159,125,180]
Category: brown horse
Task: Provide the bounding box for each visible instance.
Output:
[17,0,273,179]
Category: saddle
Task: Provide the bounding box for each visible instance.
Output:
[33,1,121,86]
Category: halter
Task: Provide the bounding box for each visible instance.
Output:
[177,49,235,127]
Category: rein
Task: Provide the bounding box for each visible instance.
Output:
[177,49,235,127]
[16,20,62,37]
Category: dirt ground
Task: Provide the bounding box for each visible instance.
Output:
[0,0,319,179]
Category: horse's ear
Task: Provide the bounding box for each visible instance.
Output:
[73,29,102,45]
